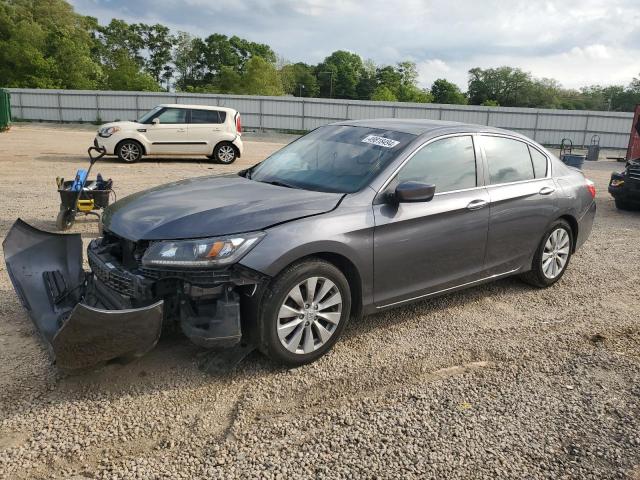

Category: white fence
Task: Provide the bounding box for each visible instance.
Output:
[7,88,634,148]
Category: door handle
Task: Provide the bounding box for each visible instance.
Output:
[466,199,489,210]
[539,186,555,195]
[177,128,186,133]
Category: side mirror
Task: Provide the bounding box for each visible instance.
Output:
[394,181,436,203]
[152,118,160,125]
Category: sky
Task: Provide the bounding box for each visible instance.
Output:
[69,0,640,91]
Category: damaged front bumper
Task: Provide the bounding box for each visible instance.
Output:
[3,220,262,370]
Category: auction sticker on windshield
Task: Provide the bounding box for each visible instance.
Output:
[361,135,400,148]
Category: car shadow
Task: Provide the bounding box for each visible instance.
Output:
[341,276,531,343]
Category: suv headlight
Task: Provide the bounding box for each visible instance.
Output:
[141,232,265,268]
[99,126,120,138]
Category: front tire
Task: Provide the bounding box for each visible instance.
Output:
[520,219,573,288]
[258,259,351,367]
[210,142,237,164]
[56,208,75,231]
[117,140,143,163]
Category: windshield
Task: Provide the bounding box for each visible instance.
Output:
[137,106,162,123]
[249,125,415,193]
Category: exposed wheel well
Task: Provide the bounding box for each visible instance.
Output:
[558,214,578,252]
[116,138,146,155]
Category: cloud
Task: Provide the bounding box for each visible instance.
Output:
[69,0,640,90]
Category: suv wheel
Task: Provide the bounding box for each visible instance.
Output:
[520,219,573,288]
[211,142,237,164]
[258,259,351,366]
[117,140,143,163]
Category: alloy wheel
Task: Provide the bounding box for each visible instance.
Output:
[277,276,342,354]
[542,228,570,279]
[120,143,140,162]
[217,145,235,163]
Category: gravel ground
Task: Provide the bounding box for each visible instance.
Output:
[0,123,639,479]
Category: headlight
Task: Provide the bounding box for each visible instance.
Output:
[141,232,265,268]
[99,126,120,137]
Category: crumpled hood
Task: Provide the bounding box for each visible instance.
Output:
[102,175,343,241]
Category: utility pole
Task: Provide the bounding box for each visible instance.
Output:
[319,71,335,98]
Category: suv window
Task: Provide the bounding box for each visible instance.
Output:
[155,108,187,124]
[191,109,225,124]
[395,136,477,194]
[528,146,548,178]
[483,136,534,184]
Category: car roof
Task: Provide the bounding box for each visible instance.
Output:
[332,118,523,139]
[157,104,237,114]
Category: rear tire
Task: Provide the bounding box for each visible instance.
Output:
[520,219,573,288]
[117,140,143,163]
[210,142,237,164]
[258,259,351,367]
[56,208,75,231]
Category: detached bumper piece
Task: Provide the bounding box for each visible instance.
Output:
[2,219,163,369]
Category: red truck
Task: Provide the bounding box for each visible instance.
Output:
[608,104,640,210]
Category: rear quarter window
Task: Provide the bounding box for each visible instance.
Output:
[528,146,548,178]
[190,109,225,124]
[483,136,535,184]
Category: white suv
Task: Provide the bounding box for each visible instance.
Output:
[94,104,243,164]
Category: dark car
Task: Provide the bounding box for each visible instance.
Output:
[609,158,640,210]
[3,119,596,369]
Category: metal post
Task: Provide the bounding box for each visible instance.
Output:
[96,93,100,123]
[259,99,263,132]
[18,92,24,119]
[392,105,397,118]
[345,103,350,120]
[485,109,490,126]
[533,110,540,141]
[438,106,443,120]
[301,98,305,131]
[57,92,63,122]
[582,114,590,148]
[135,93,140,119]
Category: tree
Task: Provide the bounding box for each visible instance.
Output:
[101,50,161,91]
[240,56,283,96]
[280,62,319,97]
[356,59,377,100]
[371,86,397,102]
[431,79,467,104]
[0,0,101,89]
[139,24,174,88]
[173,32,203,91]
[316,50,364,99]
[468,66,533,106]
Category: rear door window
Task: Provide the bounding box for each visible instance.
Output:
[190,109,224,124]
[395,135,477,194]
[528,146,548,178]
[483,136,534,184]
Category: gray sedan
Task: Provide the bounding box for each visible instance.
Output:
[3,119,596,369]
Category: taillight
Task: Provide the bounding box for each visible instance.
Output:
[586,179,596,198]
[235,114,242,135]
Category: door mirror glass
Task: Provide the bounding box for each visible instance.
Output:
[152,118,160,125]
[394,181,436,203]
